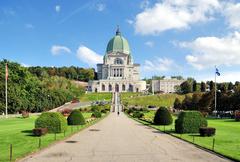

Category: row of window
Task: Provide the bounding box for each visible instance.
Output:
[101,84,133,91]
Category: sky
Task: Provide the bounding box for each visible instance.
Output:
[1,0,240,82]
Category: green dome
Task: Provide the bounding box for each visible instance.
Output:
[106,28,130,55]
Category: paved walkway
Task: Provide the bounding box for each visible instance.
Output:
[20,111,230,162]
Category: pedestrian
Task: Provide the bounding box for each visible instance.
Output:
[117,111,120,115]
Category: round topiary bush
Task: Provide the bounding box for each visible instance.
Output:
[154,107,173,125]
[175,111,207,134]
[67,110,85,125]
[91,111,102,118]
[35,112,67,133]
[132,111,144,118]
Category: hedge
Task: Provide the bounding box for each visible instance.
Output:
[199,127,216,137]
[175,111,207,133]
[35,112,67,133]
[132,111,144,119]
[67,110,85,125]
[91,111,102,118]
[154,107,173,125]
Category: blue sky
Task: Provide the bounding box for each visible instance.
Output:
[1,0,240,82]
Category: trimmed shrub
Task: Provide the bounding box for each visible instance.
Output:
[175,111,207,133]
[132,111,144,119]
[22,111,29,118]
[35,112,67,133]
[235,110,240,121]
[32,128,48,136]
[154,107,173,125]
[91,105,100,112]
[199,127,216,137]
[67,110,85,125]
[101,109,107,113]
[91,111,102,118]
[126,109,133,114]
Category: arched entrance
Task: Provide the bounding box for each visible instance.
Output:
[115,84,119,92]
[129,84,133,92]
[109,84,112,92]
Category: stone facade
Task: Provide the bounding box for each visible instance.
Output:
[151,79,185,93]
[88,28,146,92]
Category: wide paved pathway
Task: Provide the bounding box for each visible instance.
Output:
[20,111,231,162]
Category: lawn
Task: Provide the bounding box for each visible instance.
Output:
[133,111,240,161]
[0,112,105,162]
[122,93,186,107]
[79,92,112,102]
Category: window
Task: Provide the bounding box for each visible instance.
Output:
[114,58,123,64]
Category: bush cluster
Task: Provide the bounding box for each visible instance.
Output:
[132,111,144,119]
[35,112,67,133]
[67,110,85,125]
[175,111,207,133]
[32,128,48,136]
[125,109,134,114]
[91,111,102,118]
[154,107,173,125]
[199,127,216,137]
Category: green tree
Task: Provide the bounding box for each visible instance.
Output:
[192,80,197,92]
[200,82,206,92]
[180,81,192,94]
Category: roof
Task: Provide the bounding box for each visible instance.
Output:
[106,28,131,55]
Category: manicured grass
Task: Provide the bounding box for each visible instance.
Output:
[0,112,106,162]
[122,93,186,107]
[132,111,240,161]
[79,92,112,102]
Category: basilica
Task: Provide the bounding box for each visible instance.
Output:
[88,28,146,92]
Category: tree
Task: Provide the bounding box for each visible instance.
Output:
[198,91,214,113]
[192,80,197,92]
[171,76,184,80]
[173,98,181,109]
[209,81,215,91]
[152,75,165,80]
[200,82,206,92]
[181,95,192,110]
[180,81,192,94]
[228,82,234,91]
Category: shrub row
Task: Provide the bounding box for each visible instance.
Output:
[175,111,207,133]
[199,127,216,136]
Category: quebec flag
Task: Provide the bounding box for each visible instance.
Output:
[216,68,220,76]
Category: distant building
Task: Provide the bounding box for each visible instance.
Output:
[151,79,185,93]
[88,27,146,92]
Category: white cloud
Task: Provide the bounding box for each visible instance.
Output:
[134,0,220,35]
[126,19,134,25]
[25,23,34,29]
[144,41,154,47]
[143,57,178,72]
[51,45,71,55]
[96,3,106,12]
[55,5,61,12]
[181,32,240,70]
[76,45,103,65]
[223,2,240,29]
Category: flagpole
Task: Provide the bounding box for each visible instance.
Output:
[5,64,8,118]
[214,65,217,115]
